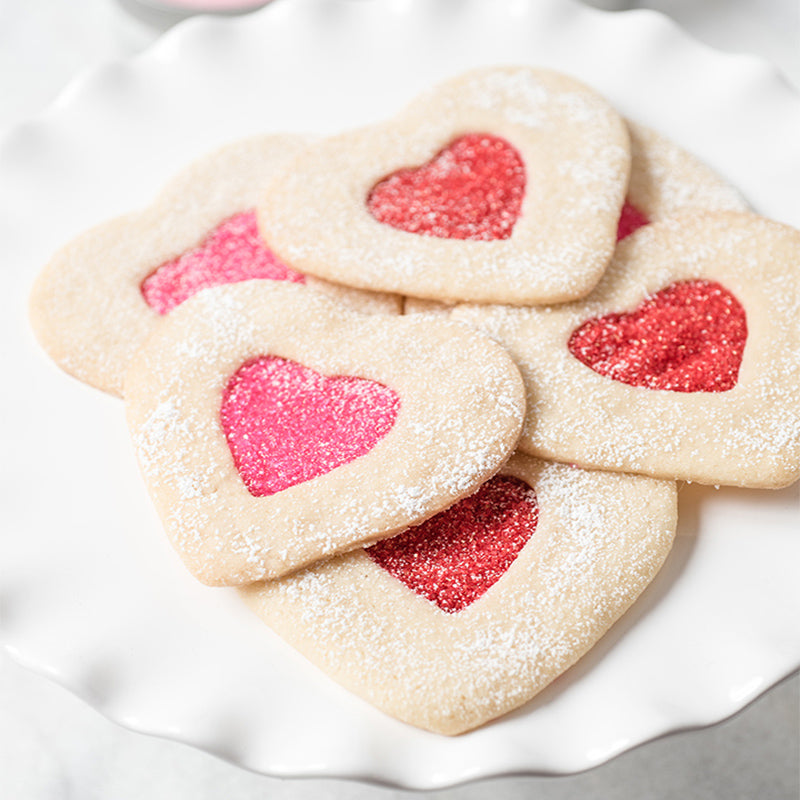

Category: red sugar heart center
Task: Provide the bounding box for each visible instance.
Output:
[616,200,649,241]
[220,356,400,496]
[367,475,538,613]
[367,133,525,241]
[141,210,305,314]
[568,279,747,392]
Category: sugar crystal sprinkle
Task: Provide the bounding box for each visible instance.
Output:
[367,475,538,613]
[141,210,304,314]
[367,134,526,241]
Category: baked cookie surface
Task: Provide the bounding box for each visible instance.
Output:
[622,121,748,233]
[453,211,800,488]
[240,453,677,735]
[125,282,526,585]
[259,66,630,305]
[29,134,401,397]
[403,119,748,316]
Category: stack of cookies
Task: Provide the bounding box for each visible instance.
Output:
[29,66,800,735]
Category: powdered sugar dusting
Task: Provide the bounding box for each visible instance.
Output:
[259,66,629,305]
[451,212,800,488]
[243,459,676,733]
[626,121,749,219]
[29,134,315,397]
[462,68,551,128]
[126,282,525,584]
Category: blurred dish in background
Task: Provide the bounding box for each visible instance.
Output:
[118,0,270,27]
[581,0,632,9]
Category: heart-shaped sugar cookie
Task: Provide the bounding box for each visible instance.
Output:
[259,66,631,305]
[240,454,677,735]
[402,120,748,318]
[29,135,401,398]
[452,211,800,488]
[125,282,526,586]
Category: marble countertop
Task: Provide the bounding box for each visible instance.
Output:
[1,1,798,797]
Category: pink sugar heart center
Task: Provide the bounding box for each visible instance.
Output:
[141,210,305,314]
[616,200,649,241]
[221,356,400,497]
[568,279,747,392]
[367,475,538,613]
[367,133,526,241]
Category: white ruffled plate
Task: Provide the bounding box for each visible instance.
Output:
[1,0,799,788]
